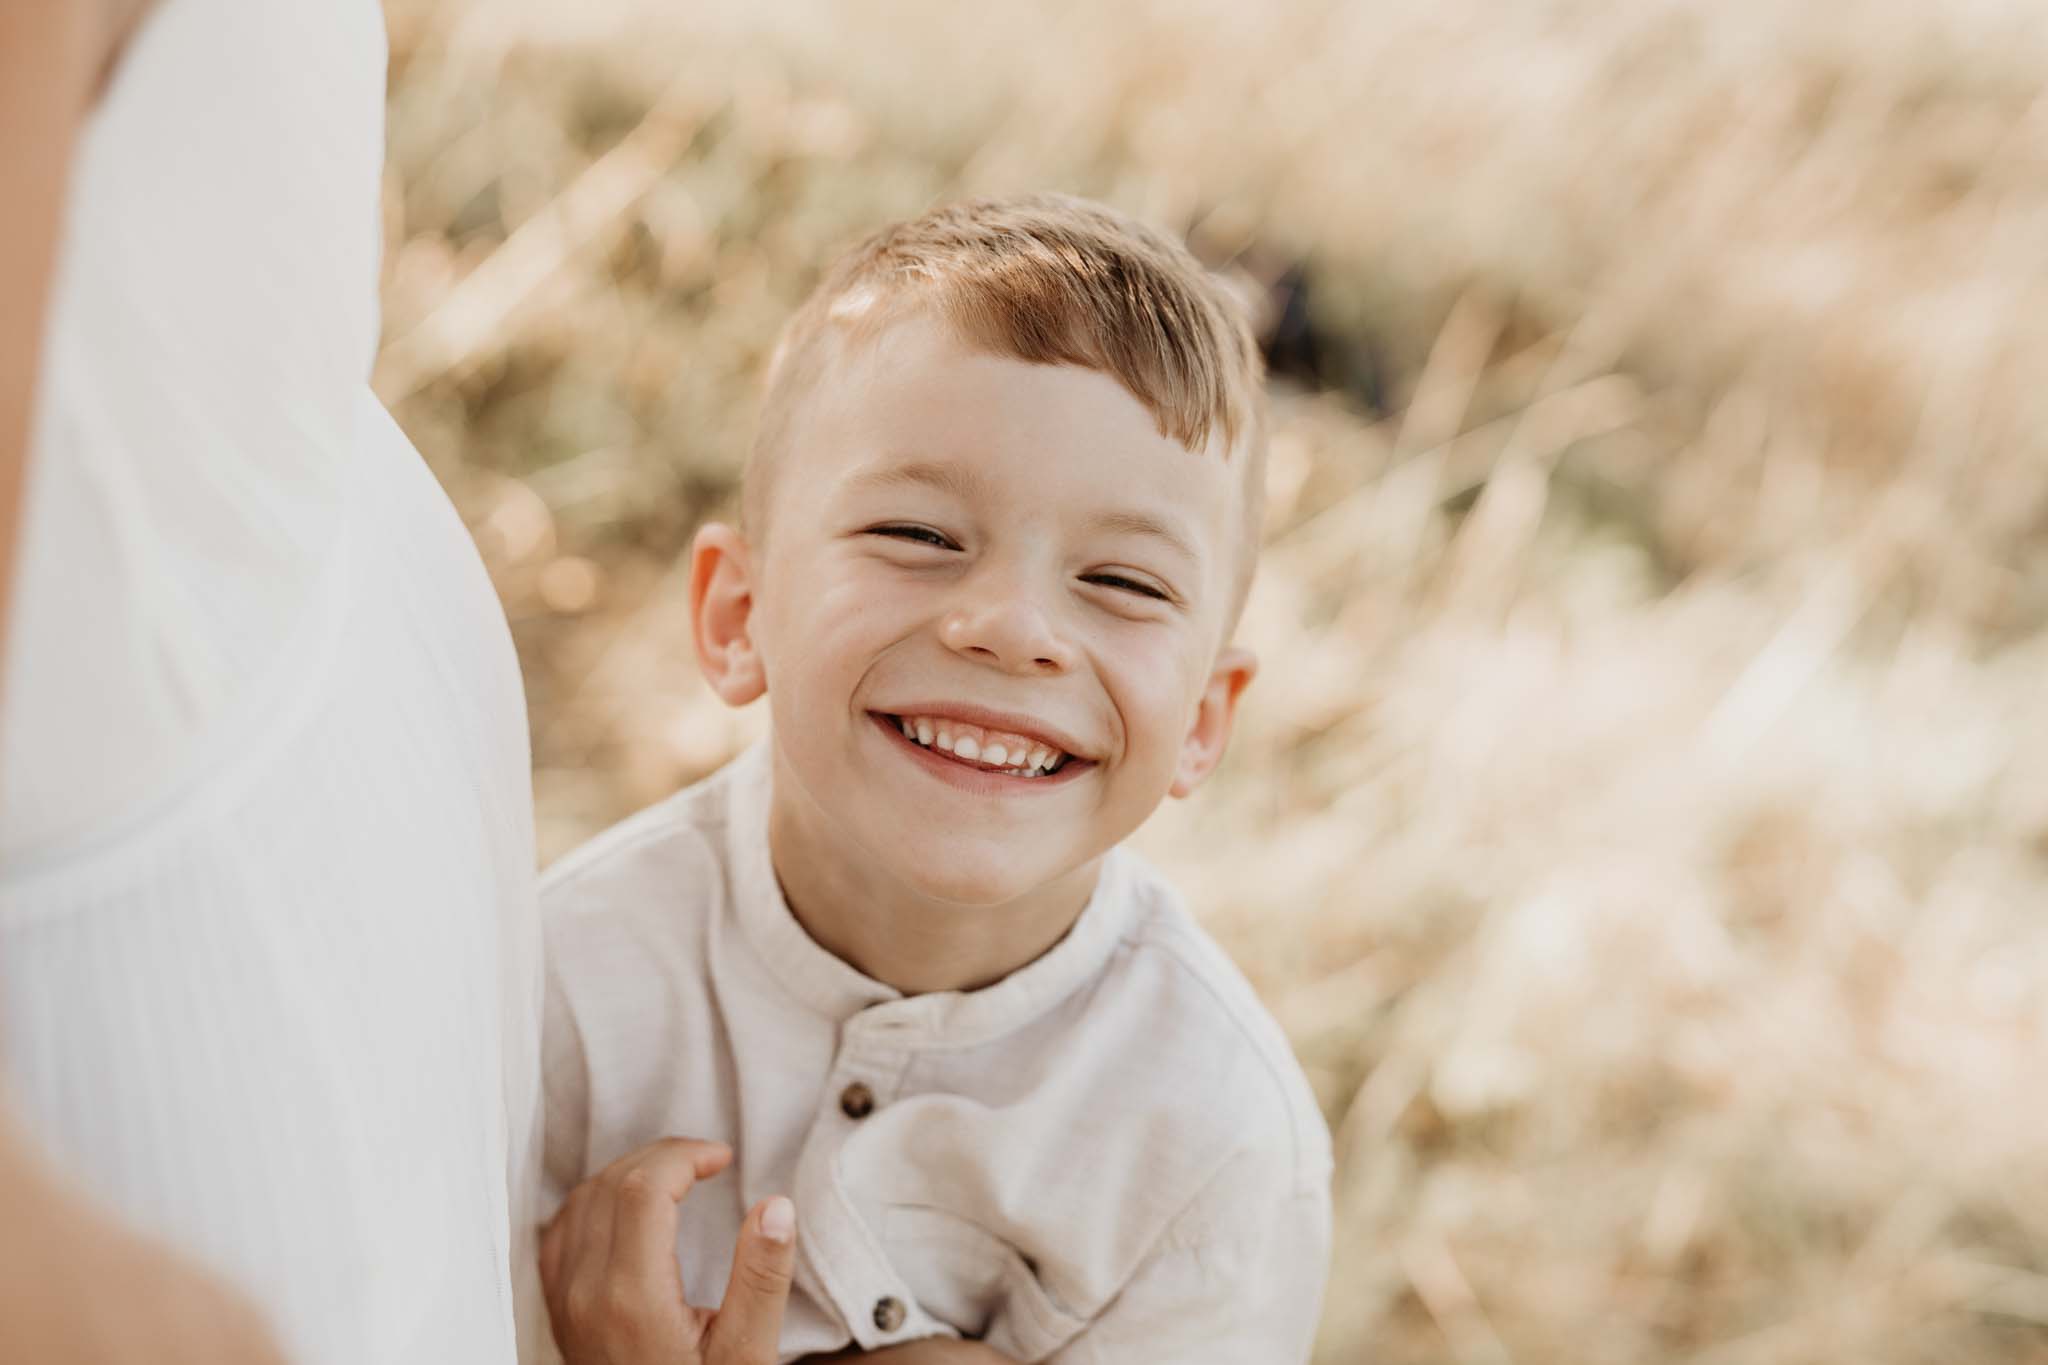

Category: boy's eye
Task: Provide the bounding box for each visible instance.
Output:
[867,524,958,550]
[1083,572,1172,602]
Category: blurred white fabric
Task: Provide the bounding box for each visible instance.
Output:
[0,2,543,1361]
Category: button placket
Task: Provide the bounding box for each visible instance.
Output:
[799,1007,926,1346]
[830,1003,918,1127]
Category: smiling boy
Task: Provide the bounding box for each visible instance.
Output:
[533,196,1332,1363]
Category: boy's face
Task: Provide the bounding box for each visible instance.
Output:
[695,315,1254,912]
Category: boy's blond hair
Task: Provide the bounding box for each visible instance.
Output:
[743,194,1267,624]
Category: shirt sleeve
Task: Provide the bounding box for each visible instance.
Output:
[539,960,593,1218]
[1048,1148,1332,1365]
[520,967,592,1365]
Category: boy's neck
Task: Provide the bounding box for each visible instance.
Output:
[764,771,1104,997]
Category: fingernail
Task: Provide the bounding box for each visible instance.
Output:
[761,1195,795,1245]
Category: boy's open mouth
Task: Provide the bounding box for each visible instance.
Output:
[870,711,1088,781]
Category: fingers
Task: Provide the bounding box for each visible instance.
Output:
[593,1136,733,1188]
[539,1206,564,1300]
[607,1138,733,1291]
[562,1176,614,1319]
[539,1183,590,1335]
[540,1138,733,1351]
[704,1196,797,1364]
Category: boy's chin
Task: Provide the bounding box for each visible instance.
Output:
[886,851,1060,912]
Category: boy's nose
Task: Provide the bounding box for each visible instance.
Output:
[938,593,1077,676]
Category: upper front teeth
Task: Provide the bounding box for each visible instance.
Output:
[894,715,1067,774]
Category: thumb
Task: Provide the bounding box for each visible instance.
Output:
[705,1196,797,1364]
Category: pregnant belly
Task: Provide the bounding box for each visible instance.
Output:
[0,393,538,1365]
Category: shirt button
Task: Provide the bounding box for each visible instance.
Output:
[873,1295,907,1332]
[839,1082,875,1119]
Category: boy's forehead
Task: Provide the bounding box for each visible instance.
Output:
[794,320,1231,512]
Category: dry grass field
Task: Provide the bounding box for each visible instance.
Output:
[375,1,2048,1360]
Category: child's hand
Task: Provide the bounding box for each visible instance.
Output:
[797,1344,1021,1363]
[540,1137,797,1365]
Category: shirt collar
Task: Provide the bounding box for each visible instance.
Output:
[724,738,1135,1047]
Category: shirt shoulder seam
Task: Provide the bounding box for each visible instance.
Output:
[1115,895,1328,1199]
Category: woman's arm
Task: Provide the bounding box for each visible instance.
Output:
[0,0,96,621]
[0,1108,286,1362]
[0,6,286,1362]
[1,0,156,603]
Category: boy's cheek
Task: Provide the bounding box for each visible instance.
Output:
[1114,654,1211,745]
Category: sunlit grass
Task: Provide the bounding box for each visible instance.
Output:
[378,2,2048,1359]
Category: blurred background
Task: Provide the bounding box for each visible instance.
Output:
[373,1,2048,1360]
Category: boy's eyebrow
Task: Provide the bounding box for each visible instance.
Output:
[1087,509,1198,565]
[846,460,992,503]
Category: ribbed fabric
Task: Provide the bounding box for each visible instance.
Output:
[2,393,544,1364]
[0,4,543,1362]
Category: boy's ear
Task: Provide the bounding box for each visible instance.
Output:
[689,522,767,706]
[1171,647,1256,799]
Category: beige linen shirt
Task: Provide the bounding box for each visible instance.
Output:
[538,742,1331,1363]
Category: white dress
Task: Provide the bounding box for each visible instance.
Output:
[0,2,543,1362]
